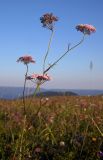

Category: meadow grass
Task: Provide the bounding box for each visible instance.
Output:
[0,95,103,160]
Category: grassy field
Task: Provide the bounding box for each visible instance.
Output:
[0,96,103,160]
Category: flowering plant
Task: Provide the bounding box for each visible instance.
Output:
[17,13,96,114]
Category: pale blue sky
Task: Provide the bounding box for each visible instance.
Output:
[0,0,103,89]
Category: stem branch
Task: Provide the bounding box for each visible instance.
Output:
[44,35,85,74]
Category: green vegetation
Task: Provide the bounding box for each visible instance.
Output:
[0,96,103,160]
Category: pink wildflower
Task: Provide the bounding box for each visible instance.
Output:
[26,73,51,85]
[35,147,42,153]
[47,115,55,123]
[76,24,96,35]
[17,55,35,64]
[40,13,58,30]
[97,151,103,158]
[60,141,65,147]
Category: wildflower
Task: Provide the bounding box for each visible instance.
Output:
[41,97,49,102]
[35,147,41,153]
[84,108,86,112]
[47,115,54,123]
[45,97,49,101]
[76,24,96,35]
[97,151,103,158]
[26,73,51,85]
[80,100,88,108]
[28,125,33,131]
[92,137,97,142]
[17,55,35,64]
[40,13,58,30]
[60,141,65,147]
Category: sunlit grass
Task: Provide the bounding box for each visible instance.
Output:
[0,96,103,159]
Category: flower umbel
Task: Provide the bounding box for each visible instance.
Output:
[40,13,58,30]
[17,55,35,64]
[26,73,51,85]
[76,24,96,35]
[17,55,35,113]
[97,151,103,158]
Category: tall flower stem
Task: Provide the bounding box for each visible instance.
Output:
[33,83,40,97]
[44,35,85,74]
[43,30,54,74]
[23,64,28,114]
[28,83,40,108]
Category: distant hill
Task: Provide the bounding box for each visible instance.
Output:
[0,87,78,99]
[49,89,103,96]
[37,91,78,97]
[0,86,45,99]
[0,86,103,99]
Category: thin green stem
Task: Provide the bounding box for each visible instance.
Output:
[23,64,28,114]
[44,35,85,74]
[13,116,26,160]
[89,116,103,137]
[34,83,40,96]
[28,83,40,108]
[43,30,54,74]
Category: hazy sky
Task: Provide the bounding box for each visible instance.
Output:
[0,0,103,89]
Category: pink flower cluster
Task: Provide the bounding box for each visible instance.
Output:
[26,73,51,85]
[76,24,96,35]
[17,55,51,85]
[17,14,96,89]
[17,55,35,64]
[40,13,58,30]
